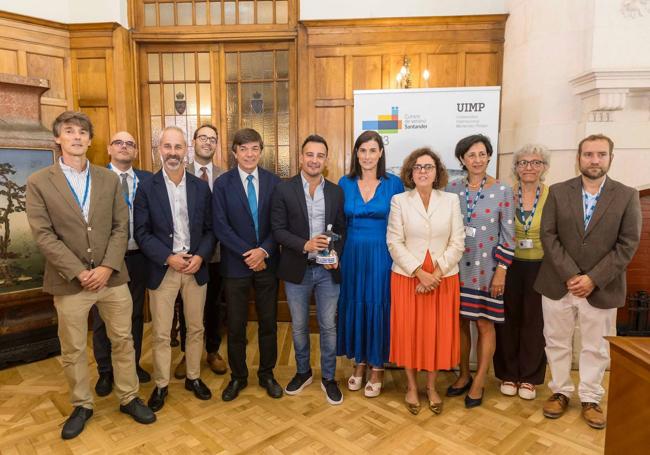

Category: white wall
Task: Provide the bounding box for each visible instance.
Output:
[0,0,129,28]
[299,0,507,20]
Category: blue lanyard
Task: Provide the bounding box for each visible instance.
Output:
[464,176,487,224]
[108,164,138,209]
[64,168,91,214]
[517,185,541,238]
[582,186,602,229]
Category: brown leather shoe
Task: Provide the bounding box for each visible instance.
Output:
[581,402,606,429]
[174,355,186,379]
[207,352,227,375]
[543,393,569,419]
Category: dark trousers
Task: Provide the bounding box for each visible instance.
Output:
[494,259,547,385]
[92,251,146,374]
[224,268,278,381]
[179,261,223,353]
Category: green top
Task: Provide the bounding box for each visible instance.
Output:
[514,184,548,261]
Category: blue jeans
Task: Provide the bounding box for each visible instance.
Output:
[285,265,340,381]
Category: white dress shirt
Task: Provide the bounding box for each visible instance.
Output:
[59,157,92,222]
[108,164,138,250]
[193,161,214,191]
[238,165,259,201]
[162,169,191,254]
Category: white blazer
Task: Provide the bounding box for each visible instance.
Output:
[387,189,465,278]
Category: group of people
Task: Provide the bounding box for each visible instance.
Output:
[25,110,641,441]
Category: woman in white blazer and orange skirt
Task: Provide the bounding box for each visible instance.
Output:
[387,148,465,415]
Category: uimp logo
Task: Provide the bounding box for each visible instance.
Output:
[362,106,403,134]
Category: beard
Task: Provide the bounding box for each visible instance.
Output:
[580,165,608,180]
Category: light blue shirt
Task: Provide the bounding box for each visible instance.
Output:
[301,172,326,259]
[59,157,91,222]
[582,176,606,229]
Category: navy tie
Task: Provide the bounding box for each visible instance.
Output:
[247,174,259,241]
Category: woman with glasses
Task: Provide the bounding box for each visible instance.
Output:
[493,144,550,400]
[337,131,404,398]
[445,134,515,408]
[387,148,465,415]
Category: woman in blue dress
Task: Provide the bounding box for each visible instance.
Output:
[337,130,404,398]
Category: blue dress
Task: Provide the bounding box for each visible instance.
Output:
[336,173,404,366]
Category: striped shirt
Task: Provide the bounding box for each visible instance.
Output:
[59,157,92,222]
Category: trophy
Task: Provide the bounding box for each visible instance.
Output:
[316,224,341,265]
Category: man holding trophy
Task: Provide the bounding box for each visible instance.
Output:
[271,134,346,405]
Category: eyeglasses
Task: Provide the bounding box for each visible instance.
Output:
[516,160,545,169]
[413,164,436,173]
[111,140,136,149]
[196,135,217,145]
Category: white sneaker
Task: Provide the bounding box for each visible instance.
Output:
[518,383,536,400]
[500,381,518,396]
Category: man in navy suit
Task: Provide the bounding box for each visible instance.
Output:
[134,126,215,412]
[213,128,282,401]
[92,131,153,398]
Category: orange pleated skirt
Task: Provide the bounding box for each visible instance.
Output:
[389,251,461,371]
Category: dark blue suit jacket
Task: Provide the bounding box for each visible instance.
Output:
[134,170,215,289]
[212,166,281,278]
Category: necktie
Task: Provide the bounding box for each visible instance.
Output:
[120,173,131,240]
[247,174,259,241]
[200,166,209,182]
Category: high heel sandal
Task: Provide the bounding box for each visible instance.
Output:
[347,363,366,391]
[364,368,384,398]
[426,388,443,415]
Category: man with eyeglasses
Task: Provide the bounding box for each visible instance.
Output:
[91,132,153,398]
[173,124,227,380]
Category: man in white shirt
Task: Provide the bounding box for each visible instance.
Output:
[92,131,153,398]
[133,126,216,412]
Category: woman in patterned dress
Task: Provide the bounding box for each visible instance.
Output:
[445,134,515,408]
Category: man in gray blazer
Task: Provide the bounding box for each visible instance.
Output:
[534,134,641,430]
[173,124,227,378]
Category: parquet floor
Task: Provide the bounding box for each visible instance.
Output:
[0,322,606,454]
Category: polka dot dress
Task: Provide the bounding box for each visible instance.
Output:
[445,179,515,323]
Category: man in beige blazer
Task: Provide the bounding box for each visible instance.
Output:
[173,123,227,379]
[26,111,155,440]
[534,134,641,430]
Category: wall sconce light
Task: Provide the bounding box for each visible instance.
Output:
[396,55,430,89]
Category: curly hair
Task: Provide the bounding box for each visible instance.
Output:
[400,147,449,190]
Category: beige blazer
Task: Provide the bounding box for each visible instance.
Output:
[534,176,641,309]
[387,189,465,278]
[187,161,223,263]
[26,162,129,296]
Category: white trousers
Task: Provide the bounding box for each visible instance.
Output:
[541,293,616,403]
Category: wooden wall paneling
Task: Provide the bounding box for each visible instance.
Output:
[0,49,18,73]
[217,44,228,170]
[288,40,298,174]
[138,45,154,171]
[426,52,459,87]
[315,106,346,182]
[351,55,382,91]
[314,56,345,100]
[112,27,139,142]
[465,51,500,86]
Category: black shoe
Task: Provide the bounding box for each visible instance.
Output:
[95,372,113,397]
[185,378,212,400]
[120,397,156,424]
[464,388,484,409]
[61,406,93,440]
[136,366,151,383]
[321,379,343,405]
[285,370,313,396]
[147,386,168,412]
[446,376,473,397]
[221,379,248,402]
[259,377,283,399]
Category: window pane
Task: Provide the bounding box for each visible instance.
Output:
[173,53,185,80]
[257,1,273,24]
[277,81,289,146]
[276,0,288,24]
[162,53,173,80]
[277,146,290,177]
[225,53,238,81]
[197,53,210,80]
[241,82,274,144]
[226,83,239,164]
[186,83,197,115]
[209,1,222,24]
[177,2,193,25]
[199,83,211,116]
[149,84,161,114]
[148,54,160,81]
[174,83,188,115]
[260,145,276,173]
[239,1,254,24]
[276,51,288,79]
[144,3,157,26]
[159,3,174,26]
[195,1,207,25]
[224,0,236,24]
[151,116,162,171]
[184,53,196,80]
[240,52,273,80]
[163,84,175,115]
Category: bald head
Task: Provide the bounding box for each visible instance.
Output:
[108,131,138,170]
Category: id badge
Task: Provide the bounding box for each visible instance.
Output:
[518,239,534,249]
[464,226,476,238]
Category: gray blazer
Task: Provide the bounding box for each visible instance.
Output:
[534,176,641,309]
[187,161,223,263]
